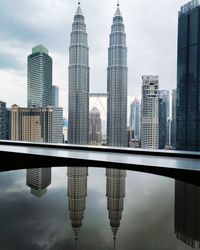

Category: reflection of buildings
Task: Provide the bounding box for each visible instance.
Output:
[106,169,126,240]
[67,167,88,240]
[175,180,200,248]
[26,168,51,197]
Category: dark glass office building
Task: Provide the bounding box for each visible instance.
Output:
[177,0,200,151]
[27,45,52,108]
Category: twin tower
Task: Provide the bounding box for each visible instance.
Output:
[68,2,128,147]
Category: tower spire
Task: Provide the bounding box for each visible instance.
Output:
[78,0,80,5]
[117,0,119,7]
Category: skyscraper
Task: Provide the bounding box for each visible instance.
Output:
[159,97,167,149]
[159,90,169,148]
[141,76,159,149]
[159,90,170,118]
[0,101,10,140]
[27,45,52,107]
[171,89,177,149]
[68,2,89,145]
[51,85,59,107]
[107,3,128,147]
[177,0,200,151]
[129,98,141,140]
[89,107,102,145]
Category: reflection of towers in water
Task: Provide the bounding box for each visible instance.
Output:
[67,167,88,240]
[106,169,126,241]
[26,168,51,197]
[175,180,200,248]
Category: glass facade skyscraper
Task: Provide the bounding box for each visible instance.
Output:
[177,0,200,151]
[0,101,10,140]
[68,3,89,145]
[27,45,52,107]
[171,89,177,149]
[107,4,128,147]
[51,85,59,107]
[129,98,141,140]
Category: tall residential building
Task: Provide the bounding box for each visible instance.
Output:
[141,76,159,149]
[26,168,51,197]
[0,101,10,140]
[175,180,200,248]
[171,89,177,149]
[177,0,200,151]
[11,105,63,143]
[129,98,141,140]
[67,167,88,240]
[106,169,126,241]
[89,107,102,145]
[27,45,52,107]
[52,85,59,107]
[68,2,89,145]
[107,3,128,147]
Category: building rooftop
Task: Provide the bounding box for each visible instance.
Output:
[179,0,200,16]
[32,45,49,54]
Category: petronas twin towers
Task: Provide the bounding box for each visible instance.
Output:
[68,2,127,147]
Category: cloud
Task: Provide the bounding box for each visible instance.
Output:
[0,0,185,117]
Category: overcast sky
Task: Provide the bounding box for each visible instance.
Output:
[0,0,185,117]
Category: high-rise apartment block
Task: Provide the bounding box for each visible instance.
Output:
[141,76,159,149]
[52,85,59,107]
[177,0,200,150]
[27,45,52,107]
[0,101,10,140]
[129,98,141,140]
[107,4,128,147]
[11,105,63,143]
[89,107,102,145]
[68,3,89,145]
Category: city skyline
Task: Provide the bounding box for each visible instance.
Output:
[0,0,184,117]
